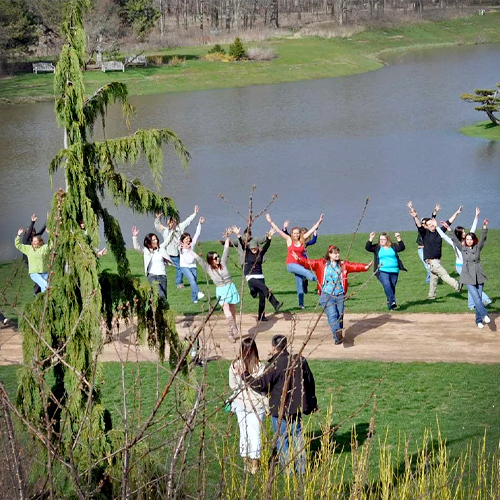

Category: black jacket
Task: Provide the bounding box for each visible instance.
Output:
[239,236,271,276]
[244,349,317,418]
[365,240,407,276]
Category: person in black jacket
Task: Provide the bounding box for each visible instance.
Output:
[234,226,283,322]
[240,335,317,473]
[365,232,406,310]
[22,213,46,295]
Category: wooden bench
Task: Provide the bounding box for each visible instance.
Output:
[102,61,125,72]
[33,62,55,74]
[125,55,148,67]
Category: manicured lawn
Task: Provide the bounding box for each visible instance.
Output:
[1,14,499,103]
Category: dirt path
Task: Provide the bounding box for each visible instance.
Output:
[1,312,499,367]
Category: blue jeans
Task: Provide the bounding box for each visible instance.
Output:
[148,274,167,300]
[180,267,199,301]
[417,248,431,284]
[377,271,398,308]
[286,263,316,307]
[30,272,48,293]
[456,264,491,309]
[319,292,344,341]
[466,284,488,324]
[271,415,305,474]
[169,255,183,286]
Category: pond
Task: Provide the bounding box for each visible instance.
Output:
[0,43,499,260]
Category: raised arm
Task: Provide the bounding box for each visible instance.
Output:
[266,214,291,242]
[179,205,199,232]
[478,220,488,250]
[447,206,462,226]
[407,201,422,228]
[365,232,378,252]
[470,207,480,234]
[154,212,166,234]
[303,214,324,240]
[132,226,143,252]
[220,228,232,266]
[436,226,454,247]
[191,217,204,247]
[15,228,30,254]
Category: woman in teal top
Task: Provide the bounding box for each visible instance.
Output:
[365,232,406,310]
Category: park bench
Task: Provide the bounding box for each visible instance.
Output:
[102,61,125,72]
[32,62,55,74]
[125,55,148,67]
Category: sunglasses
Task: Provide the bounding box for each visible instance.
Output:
[213,255,220,260]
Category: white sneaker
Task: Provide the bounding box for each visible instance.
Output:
[193,300,198,304]
[477,322,485,329]
[483,315,491,324]
[197,291,205,300]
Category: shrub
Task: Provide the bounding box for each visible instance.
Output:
[246,46,277,61]
[168,55,185,66]
[208,43,226,55]
[228,37,246,60]
[203,52,235,63]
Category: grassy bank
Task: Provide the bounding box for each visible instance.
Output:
[1,229,499,321]
[0,13,499,104]
[461,120,500,141]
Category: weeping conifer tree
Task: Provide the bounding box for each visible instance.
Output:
[16,0,189,491]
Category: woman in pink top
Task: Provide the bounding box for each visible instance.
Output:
[265,213,324,309]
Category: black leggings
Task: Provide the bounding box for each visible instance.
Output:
[247,278,280,319]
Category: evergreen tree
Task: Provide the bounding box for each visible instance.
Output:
[16,0,188,494]
[228,37,246,60]
[461,84,500,126]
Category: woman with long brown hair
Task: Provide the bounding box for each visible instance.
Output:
[190,228,240,342]
[229,338,268,474]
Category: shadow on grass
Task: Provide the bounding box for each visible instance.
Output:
[308,422,371,456]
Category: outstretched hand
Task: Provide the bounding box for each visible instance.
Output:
[232,226,240,235]
[483,219,489,227]
[366,261,373,270]
[268,227,276,238]
[17,228,24,236]
[476,207,481,218]
[31,213,37,222]
[282,220,290,230]
[199,216,205,224]
[265,213,272,224]
[194,205,199,214]
[223,227,232,238]
[132,226,139,237]
[155,212,163,218]
[433,204,441,213]
[394,232,401,240]
[369,231,376,241]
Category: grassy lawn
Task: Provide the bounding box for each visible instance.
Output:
[1,229,499,322]
[1,229,499,321]
[461,120,500,141]
[1,358,499,493]
[1,14,499,103]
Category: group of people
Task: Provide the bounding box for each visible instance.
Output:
[229,334,317,474]
[12,203,492,339]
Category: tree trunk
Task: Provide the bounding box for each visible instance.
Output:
[486,111,500,126]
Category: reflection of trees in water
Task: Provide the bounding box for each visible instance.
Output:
[476,140,498,163]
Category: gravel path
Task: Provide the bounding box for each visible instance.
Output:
[1,312,499,366]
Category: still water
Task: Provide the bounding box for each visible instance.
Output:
[0,44,499,260]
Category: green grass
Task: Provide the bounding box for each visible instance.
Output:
[1,230,499,321]
[1,359,499,493]
[460,120,500,141]
[1,13,499,103]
